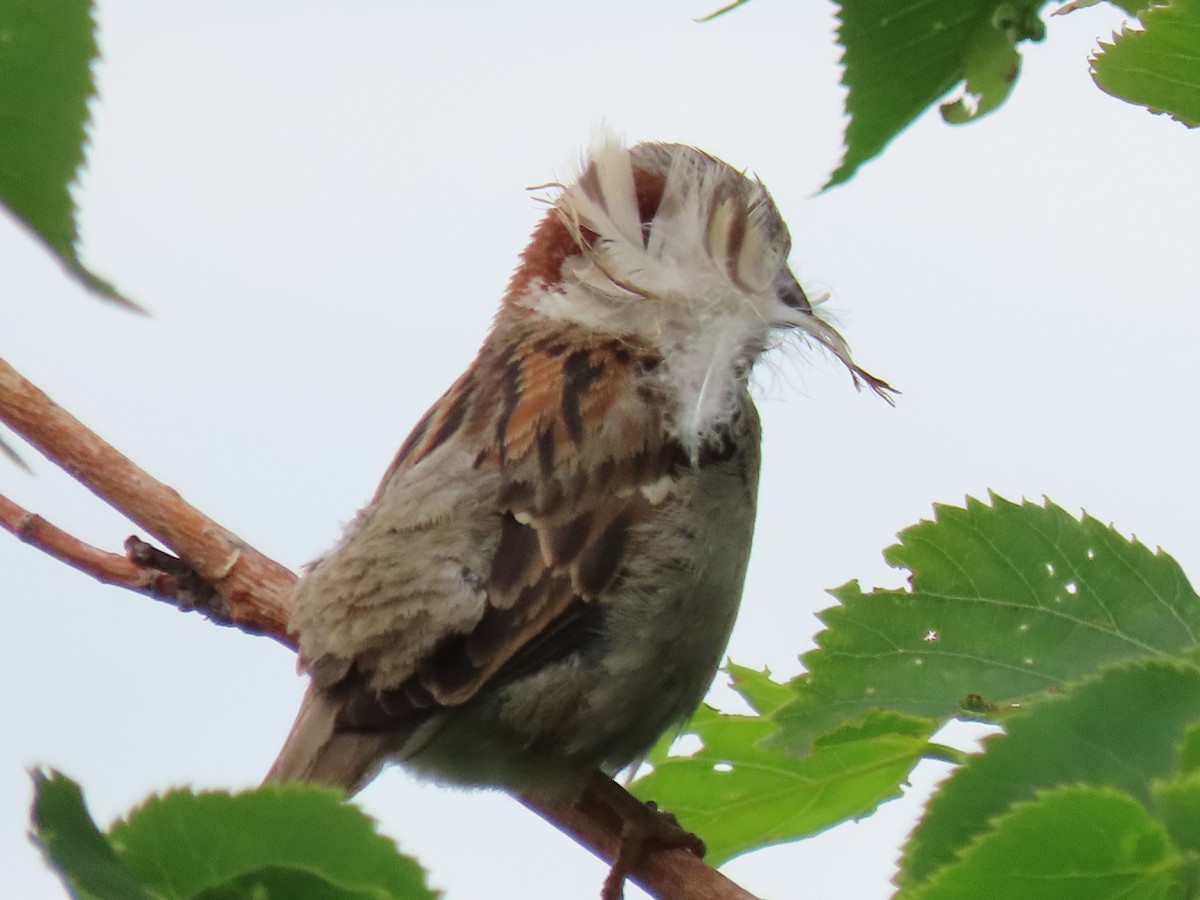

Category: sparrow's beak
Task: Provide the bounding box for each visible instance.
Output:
[773,268,813,321]
[771,267,898,403]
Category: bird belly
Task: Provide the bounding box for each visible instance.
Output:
[400,448,759,797]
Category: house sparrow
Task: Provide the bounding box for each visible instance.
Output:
[268,132,889,810]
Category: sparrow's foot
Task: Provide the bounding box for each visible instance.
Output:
[125,536,231,624]
[586,772,705,900]
[640,800,706,858]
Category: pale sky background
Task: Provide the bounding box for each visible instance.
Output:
[4,2,1198,898]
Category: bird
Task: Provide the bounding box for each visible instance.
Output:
[267,130,891,892]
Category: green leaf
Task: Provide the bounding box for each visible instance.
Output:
[1091,0,1200,127]
[194,867,398,900]
[774,494,1200,757]
[695,0,752,22]
[725,662,793,715]
[940,7,1024,124]
[1154,768,1200,855]
[906,786,1186,900]
[108,783,436,899]
[829,1,1046,188]
[899,659,1200,890]
[28,770,152,900]
[632,666,935,864]
[0,0,134,306]
[1176,721,1200,773]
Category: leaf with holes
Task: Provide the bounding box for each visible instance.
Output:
[632,665,937,864]
[774,494,1200,757]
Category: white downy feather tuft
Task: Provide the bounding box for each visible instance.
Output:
[528,129,887,453]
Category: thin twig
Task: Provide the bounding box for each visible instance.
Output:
[2,493,150,590]
[0,494,249,629]
[0,356,295,642]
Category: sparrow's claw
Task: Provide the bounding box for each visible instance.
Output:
[588,773,705,900]
[642,800,706,858]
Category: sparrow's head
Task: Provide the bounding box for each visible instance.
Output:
[504,131,893,403]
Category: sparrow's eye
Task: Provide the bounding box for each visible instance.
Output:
[776,271,812,314]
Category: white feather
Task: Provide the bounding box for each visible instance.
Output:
[529,131,881,453]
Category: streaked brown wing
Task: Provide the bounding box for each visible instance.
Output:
[334,324,684,731]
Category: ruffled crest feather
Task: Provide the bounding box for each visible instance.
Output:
[517,129,894,451]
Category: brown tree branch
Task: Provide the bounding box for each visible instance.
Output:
[0,356,295,643]
[523,779,761,900]
[0,354,757,900]
[2,492,144,588]
[0,494,232,622]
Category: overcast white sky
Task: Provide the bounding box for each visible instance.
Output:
[4,2,1198,898]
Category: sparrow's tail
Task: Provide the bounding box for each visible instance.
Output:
[265,683,389,793]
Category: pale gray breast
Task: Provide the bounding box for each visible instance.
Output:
[583,396,762,767]
[399,409,762,791]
